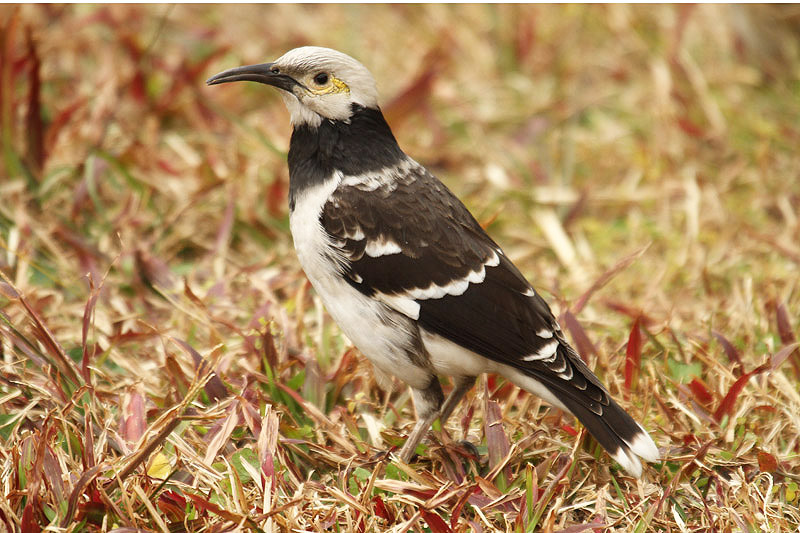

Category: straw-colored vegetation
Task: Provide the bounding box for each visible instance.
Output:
[1,4,799,531]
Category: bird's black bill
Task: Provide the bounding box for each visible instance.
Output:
[206,62,298,92]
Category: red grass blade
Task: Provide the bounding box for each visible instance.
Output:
[237,395,263,440]
[267,176,287,217]
[624,316,643,397]
[1,10,20,175]
[81,275,102,382]
[157,490,187,522]
[712,330,743,376]
[82,411,95,470]
[711,341,799,424]
[134,248,177,291]
[561,310,597,362]
[688,378,714,406]
[21,503,40,533]
[775,301,797,344]
[713,370,754,423]
[461,402,475,440]
[605,301,655,326]
[560,423,579,437]
[420,509,453,533]
[712,360,773,423]
[450,485,479,530]
[383,46,445,128]
[775,301,800,378]
[677,116,705,138]
[371,495,394,523]
[185,492,247,523]
[484,399,510,474]
[121,389,146,445]
[24,27,43,176]
[757,450,778,473]
[156,46,230,112]
[44,96,86,153]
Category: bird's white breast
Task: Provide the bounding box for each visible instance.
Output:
[289,173,431,390]
[288,173,345,282]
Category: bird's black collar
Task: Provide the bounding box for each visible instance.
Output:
[287,104,405,210]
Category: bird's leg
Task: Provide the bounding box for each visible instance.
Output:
[438,375,475,427]
[397,377,443,463]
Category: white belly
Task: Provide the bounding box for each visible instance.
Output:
[421,329,568,411]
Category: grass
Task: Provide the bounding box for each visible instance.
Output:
[1,4,799,531]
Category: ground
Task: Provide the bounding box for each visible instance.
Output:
[1,4,799,532]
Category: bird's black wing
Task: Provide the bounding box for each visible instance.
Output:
[320,160,610,409]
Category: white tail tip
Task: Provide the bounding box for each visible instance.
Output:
[613,426,659,477]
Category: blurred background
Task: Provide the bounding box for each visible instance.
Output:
[1,4,799,531]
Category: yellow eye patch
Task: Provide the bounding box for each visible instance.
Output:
[309,76,350,95]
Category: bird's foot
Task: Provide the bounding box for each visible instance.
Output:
[362,448,394,465]
[455,439,481,459]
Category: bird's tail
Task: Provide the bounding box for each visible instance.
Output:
[554,391,659,478]
[503,347,660,477]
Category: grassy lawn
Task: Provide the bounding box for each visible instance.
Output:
[1,4,799,531]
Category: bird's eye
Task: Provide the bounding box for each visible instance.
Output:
[270,66,280,74]
[314,72,329,85]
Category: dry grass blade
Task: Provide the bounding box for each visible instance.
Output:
[571,244,650,315]
[0,270,82,386]
[108,415,183,493]
[171,337,229,401]
[80,274,103,382]
[62,463,107,528]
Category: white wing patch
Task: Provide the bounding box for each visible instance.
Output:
[344,227,365,241]
[407,268,482,299]
[405,249,499,300]
[522,339,559,361]
[377,293,420,320]
[536,328,553,339]
[557,362,573,380]
[364,238,402,257]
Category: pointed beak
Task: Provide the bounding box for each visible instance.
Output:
[206,62,298,92]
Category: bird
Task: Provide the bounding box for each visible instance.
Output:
[207,46,660,477]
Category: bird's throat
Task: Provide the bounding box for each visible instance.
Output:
[287,105,405,211]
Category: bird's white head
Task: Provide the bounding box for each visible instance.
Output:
[207,46,379,127]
